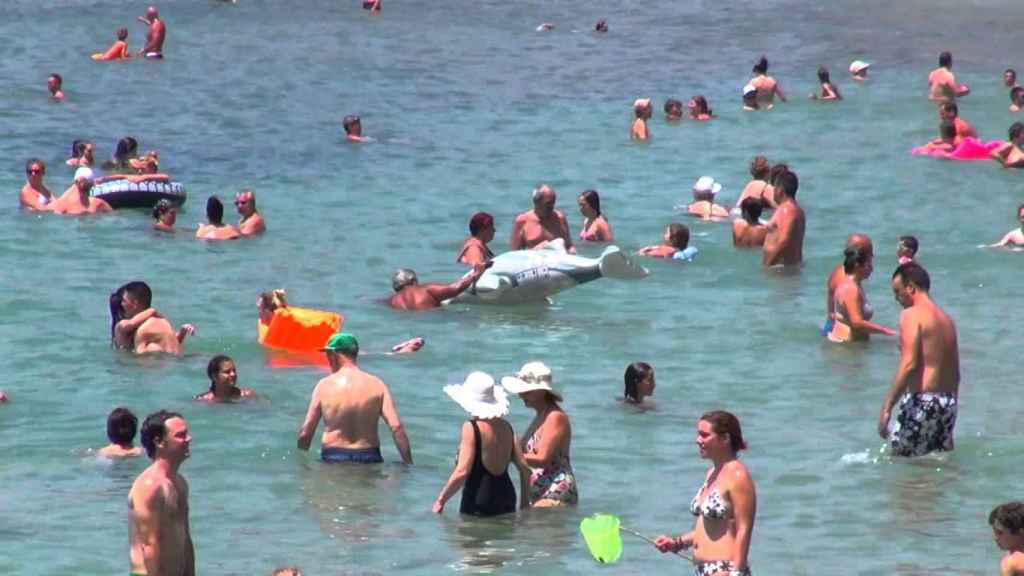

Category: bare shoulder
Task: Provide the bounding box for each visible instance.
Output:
[725,459,754,485]
[1005,551,1024,575]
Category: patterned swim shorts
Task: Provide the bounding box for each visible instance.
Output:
[889,392,957,457]
[694,560,751,576]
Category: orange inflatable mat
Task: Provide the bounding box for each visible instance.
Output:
[258,307,343,352]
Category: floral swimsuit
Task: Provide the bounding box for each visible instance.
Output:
[525,428,578,505]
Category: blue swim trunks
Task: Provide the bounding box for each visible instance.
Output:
[321,446,383,463]
[822,318,834,337]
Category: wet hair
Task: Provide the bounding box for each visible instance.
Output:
[623,362,653,402]
[71,139,87,158]
[700,410,747,453]
[892,261,931,292]
[140,410,183,459]
[990,502,1024,534]
[122,281,153,308]
[343,115,361,134]
[1009,122,1024,141]
[106,407,138,445]
[774,170,799,199]
[817,66,831,84]
[25,158,44,173]
[49,73,62,86]
[1011,86,1024,104]
[207,355,234,393]
[468,212,494,236]
[749,156,770,180]
[117,27,128,41]
[939,51,952,68]
[740,197,764,222]
[939,121,957,141]
[1006,68,1018,79]
[152,199,174,220]
[752,55,768,75]
[579,189,601,216]
[940,102,959,117]
[842,245,872,274]
[392,268,418,292]
[664,98,683,117]
[113,137,138,164]
[595,19,608,32]
[898,235,919,257]
[768,163,789,185]
[691,95,712,116]
[666,223,690,249]
[206,196,225,225]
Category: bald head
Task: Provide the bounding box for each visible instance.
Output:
[147,6,159,18]
[532,185,556,216]
[846,233,873,256]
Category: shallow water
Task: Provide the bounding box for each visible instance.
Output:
[2,0,1023,574]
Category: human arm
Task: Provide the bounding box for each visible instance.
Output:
[509,215,526,250]
[424,262,490,302]
[774,83,787,102]
[558,212,576,253]
[381,386,413,464]
[183,481,195,576]
[176,323,195,343]
[96,199,113,213]
[654,531,695,553]
[459,242,488,266]
[115,308,158,348]
[878,312,920,438]
[433,422,475,513]
[296,385,321,451]
[97,41,126,61]
[20,187,51,211]
[761,212,787,264]
[727,465,756,572]
[820,83,840,101]
[512,437,531,510]
[521,412,568,468]
[134,483,178,576]
[987,230,1017,248]
[596,218,614,242]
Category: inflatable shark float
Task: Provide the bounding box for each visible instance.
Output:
[449,239,648,305]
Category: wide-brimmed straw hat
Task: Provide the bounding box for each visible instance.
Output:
[500,362,563,402]
[444,372,509,419]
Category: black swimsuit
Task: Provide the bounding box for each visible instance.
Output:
[459,420,517,517]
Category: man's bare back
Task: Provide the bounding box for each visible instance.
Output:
[135,316,183,355]
[312,368,387,449]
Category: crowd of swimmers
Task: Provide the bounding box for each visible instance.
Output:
[9,3,1024,575]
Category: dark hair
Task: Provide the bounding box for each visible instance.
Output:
[768,163,789,185]
[114,137,138,164]
[1011,86,1024,103]
[207,355,234,393]
[71,139,87,158]
[939,51,952,68]
[842,245,872,274]
[939,121,957,140]
[740,197,764,222]
[753,56,768,75]
[468,212,494,236]
[49,73,62,85]
[667,223,689,249]
[117,27,128,40]
[110,281,152,341]
[579,189,601,216]
[664,98,683,116]
[595,19,608,32]
[898,235,919,256]
[623,362,653,402]
[940,102,959,117]
[892,261,931,292]
[343,115,361,134]
[123,281,153,307]
[691,95,712,116]
[990,502,1024,534]
[749,156,770,180]
[1006,68,1018,78]
[140,410,183,459]
[817,66,831,84]
[206,196,225,225]
[152,199,173,220]
[106,407,138,445]
[775,170,799,199]
[1009,122,1024,141]
[700,410,747,453]
[25,158,44,172]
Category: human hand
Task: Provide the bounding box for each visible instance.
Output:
[432,500,444,514]
[180,324,196,336]
[877,409,890,439]
[882,326,897,336]
[653,535,677,553]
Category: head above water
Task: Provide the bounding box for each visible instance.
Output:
[117,27,128,41]
[48,73,62,89]
[140,409,184,460]
[235,189,256,213]
[664,98,683,119]
[740,197,764,222]
[595,19,608,32]
[623,361,654,403]
[991,502,1024,536]
[892,261,931,293]
[146,6,159,20]
[1009,122,1024,142]
[700,410,747,454]
[939,121,957,142]
[842,245,873,275]
[106,407,138,445]
[817,65,831,84]
[1011,86,1024,105]
[689,95,711,116]
[392,268,418,292]
[320,332,359,359]
[774,169,799,200]
[897,235,919,258]
[939,51,952,68]
[25,158,45,177]
[152,199,175,222]
[1005,69,1018,87]
[749,156,770,180]
[939,101,959,119]
[578,189,601,216]
[845,233,874,256]
[122,281,153,308]
[752,55,768,75]
[469,211,494,237]
[768,163,789,185]
[206,355,235,388]
[114,137,138,163]
[532,185,556,215]
[343,115,361,136]
[206,196,225,224]
[666,223,689,249]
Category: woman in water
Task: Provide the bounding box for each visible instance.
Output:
[734,156,773,213]
[827,245,896,342]
[194,355,257,402]
[101,137,139,171]
[151,199,177,232]
[66,141,94,167]
[502,362,578,507]
[664,98,684,122]
[434,372,530,516]
[991,122,1024,168]
[687,176,730,220]
[631,98,652,140]
[688,95,714,121]
[749,56,786,107]
[638,223,694,259]
[457,212,496,266]
[655,411,756,576]
[196,196,241,241]
[809,66,841,101]
[20,159,54,211]
[622,362,655,406]
[577,189,613,242]
[732,198,767,248]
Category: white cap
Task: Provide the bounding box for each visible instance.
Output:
[693,176,722,196]
[74,167,94,182]
[633,98,652,109]
[849,60,871,73]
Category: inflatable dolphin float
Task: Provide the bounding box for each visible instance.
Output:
[449,239,648,305]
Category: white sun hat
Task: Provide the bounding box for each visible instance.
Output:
[443,372,509,419]
[849,60,871,74]
[500,361,563,402]
[693,176,722,196]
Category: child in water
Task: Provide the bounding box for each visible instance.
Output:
[92,27,131,61]
[897,235,918,265]
[98,407,143,458]
[989,502,1024,576]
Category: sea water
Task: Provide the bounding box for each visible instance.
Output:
[1,0,1023,574]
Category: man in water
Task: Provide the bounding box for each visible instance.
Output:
[878,262,960,457]
[987,203,1024,248]
[823,233,872,332]
[389,263,489,310]
[98,407,143,459]
[234,190,266,235]
[52,168,112,215]
[343,115,368,142]
[129,410,194,575]
[137,6,166,58]
[938,102,976,146]
[47,73,64,101]
[989,502,1024,576]
[509,185,575,252]
[928,51,970,103]
[762,170,804,267]
[297,333,413,464]
[113,281,195,355]
[1005,68,1018,88]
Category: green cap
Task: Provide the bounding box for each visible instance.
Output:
[320,332,359,355]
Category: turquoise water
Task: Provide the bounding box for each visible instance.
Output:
[2,1,1024,574]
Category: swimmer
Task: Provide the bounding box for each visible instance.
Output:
[732,198,768,248]
[622,361,655,405]
[762,169,804,267]
[990,122,1024,168]
[986,203,1024,248]
[111,281,195,355]
[631,98,652,140]
[196,196,241,240]
[510,185,576,253]
[51,168,113,215]
[827,245,896,342]
[687,95,714,120]
[919,121,957,155]
[363,0,381,14]
[897,235,918,265]
[194,355,257,402]
[1005,68,1019,88]
[734,156,773,212]
[825,234,872,335]
[457,212,496,266]
[989,502,1024,576]
[47,73,64,101]
[686,176,730,220]
[98,407,144,458]
[66,140,94,167]
[1011,86,1024,113]
[809,66,841,101]
[849,60,870,82]
[595,19,608,33]
[152,199,177,232]
[92,27,131,61]
[389,263,490,310]
[20,159,54,211]
[536,23,555,32]
[637,223,693,259]
[750,55,787,106]
[664,98,684,122]
[235,189,266,236]
[101,137,139,171]
[577,189,613,242]
[928,51,970,103]
[939,102,976,146]
[742,84,759,111]
[137,6,166,58]
[343,115,368,142]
